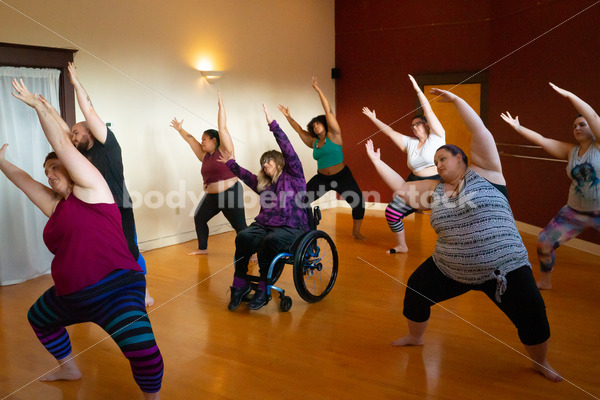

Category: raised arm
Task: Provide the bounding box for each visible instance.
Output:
[365,140,435,210]
[312,77,341,139]
[68,62,108,144]
[217,90,235,158]
[169,118,206,162]
[265,103,304,178]
[409,75,445,138]
[278,104,315,148]
[500,111,573,160]
[431,88,504,184]
[11,79,112,203]
[550,82,600,143]
[38,94,71,134]
[361,107,407,152]
[0,144,57,217]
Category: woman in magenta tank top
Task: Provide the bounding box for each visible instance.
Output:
[1,79,162,398]
[170,91,248,255]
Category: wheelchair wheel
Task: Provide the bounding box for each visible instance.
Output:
[293,230,338,303]
[280,295,292,312]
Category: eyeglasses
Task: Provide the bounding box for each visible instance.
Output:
[411,121,425,129]
[262,157,272,166]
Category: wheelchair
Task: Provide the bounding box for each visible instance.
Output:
[245,206,338,312]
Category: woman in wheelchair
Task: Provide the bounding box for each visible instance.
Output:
[219,103,309,311]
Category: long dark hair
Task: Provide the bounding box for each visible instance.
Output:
[437,144,468,166]
[203,129,220,149]
[307,115,328,138]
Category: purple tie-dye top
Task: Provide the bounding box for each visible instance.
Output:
[226,120,309,230]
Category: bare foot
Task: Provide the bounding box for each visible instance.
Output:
[187,249,208,255]
[250,254,258,264]
[536,271,552,290]
[533,361,563,382]
[143,392,160,400]
[391,335,424,346]
[352,232,367,241]
[387,245,408,254]
[40,359,82,381]
[145,288,155,307]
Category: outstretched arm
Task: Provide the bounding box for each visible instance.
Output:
[365,140,435,210]
[431,88,504,184]
[409,75,445,138]
[312,77,342,139]
[278,104,315,148]
[361,107,407,152]
[550,82,600,143]
[217,90,235,158]
[68,62,108,144]
[0,144,57,217]
[218,148,259,193]
[500,111,573,160]
[11,79,111,203]
[38,94,71,134]
[169,118,206,162]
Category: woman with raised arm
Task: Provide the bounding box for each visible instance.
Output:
[501,83,600,290]
[362,74,445,253]
[279,77,366,240]
[366,88,561,383]
[170,90,247,255]
[1,79,163,399]
[219,104,308,311]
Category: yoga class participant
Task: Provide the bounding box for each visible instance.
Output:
[2,78,163,399]
[501,83,600,289]
[366,88,561,383]
[363,74,445,253]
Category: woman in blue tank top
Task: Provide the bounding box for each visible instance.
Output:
[501,83,600,290]
[279,77,366,240]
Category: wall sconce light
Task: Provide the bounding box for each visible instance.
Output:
[200,70,224,83]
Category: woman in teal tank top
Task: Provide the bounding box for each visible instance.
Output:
[279,77,366,240]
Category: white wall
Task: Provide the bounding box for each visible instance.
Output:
[0,0,335,250]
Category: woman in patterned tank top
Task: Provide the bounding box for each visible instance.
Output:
[501,83,600,290]
[366,88,561,383]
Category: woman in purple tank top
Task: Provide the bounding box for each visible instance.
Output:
[170,91,248,255]
[1,79,163,399]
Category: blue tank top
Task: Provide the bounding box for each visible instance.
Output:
[313,137,344,169]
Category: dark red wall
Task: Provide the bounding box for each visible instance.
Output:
[335,0,600,244]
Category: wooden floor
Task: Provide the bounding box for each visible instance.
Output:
[1,208,599,400]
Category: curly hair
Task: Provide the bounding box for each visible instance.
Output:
[307,115,328,138]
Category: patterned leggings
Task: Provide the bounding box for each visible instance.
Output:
[537,205,600,271]
[27,269,163,393]
[385,173,440,233]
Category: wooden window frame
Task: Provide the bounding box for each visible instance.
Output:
[0,42,77,127]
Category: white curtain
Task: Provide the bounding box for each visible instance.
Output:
[0,67,60,285]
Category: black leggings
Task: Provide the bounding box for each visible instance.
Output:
[306,165,365,220]
[234,223,305,281]
[119,206,140,261]
[194,182,247,250]
[403,257,550,346]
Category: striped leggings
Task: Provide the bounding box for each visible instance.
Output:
[385,173,440,233]
[27,269,163,393]
[385,195,416,233]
